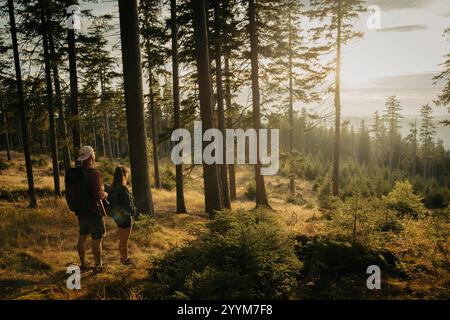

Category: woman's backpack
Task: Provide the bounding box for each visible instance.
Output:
[104,185,135,217]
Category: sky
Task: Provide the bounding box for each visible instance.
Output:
[337,0,450,117]
[83,0,450,119]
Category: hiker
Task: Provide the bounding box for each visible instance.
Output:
[106,166,136,265]
[72,146,108,273]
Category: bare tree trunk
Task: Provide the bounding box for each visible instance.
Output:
[213,0,230,209]
[115,129,121,158]
[412,120,417,178]
[8,126,14,152]
[118,0,154,215]
[224,54,236,201]
[352,194,358,247]
[103,111,113,160]
[191,0,223,218]
[332,0,342,197]
[148,65,161,189]
[8,0,37,207]
[17,121,23,151]
[389,124,394,173]
[90,110,97,151]
[40,0,61,197]
[48,29,71,170]
[101,134,106,157]
[100,73,113,161]
[248,0,269,208]
[288,10,295,195]
[171,0,187,213]
[67,0,81,160]
[0,87,12,161]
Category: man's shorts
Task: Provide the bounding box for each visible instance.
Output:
[77,214,106,240]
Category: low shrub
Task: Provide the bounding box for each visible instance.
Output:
[0,158,9,170]
[286,193,306,206]
[304,163,318,181]
[327,196,401,247]
[31,156,48,167]
[244,182,256,201]
[160,168,176,191]
[383,180,426,218]
[423,187,449,209]
[148,210,302,299]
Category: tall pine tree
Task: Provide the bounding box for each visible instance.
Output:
[307,0,365,196]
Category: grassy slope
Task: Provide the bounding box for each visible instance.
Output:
[0,152,320,299]
[0,151,448,299]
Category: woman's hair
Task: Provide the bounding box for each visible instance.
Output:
[113,166,128,187]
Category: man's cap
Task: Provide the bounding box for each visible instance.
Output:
[77,145,95,162]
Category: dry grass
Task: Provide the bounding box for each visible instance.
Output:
[0,152,60,190]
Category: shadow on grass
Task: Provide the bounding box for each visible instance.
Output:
[294,235,407,299]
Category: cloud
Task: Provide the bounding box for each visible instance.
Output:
[377,24,428,32]
[367,0,435,11]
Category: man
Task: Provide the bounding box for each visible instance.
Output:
[75,146,108,273]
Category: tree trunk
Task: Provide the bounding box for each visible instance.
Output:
[0,87,12,161]
[224,54,236,201]
[115,129,121,158]
[171,0,187,213]
[118,0,154,215]
[352,194,358,247]
[48,28,71,170]
[148,65,161,189]
[8,0,37,208]
[191,0,223,218]
[248,0,269,207]
[389,122,394,172]
[423,153,427,180]
[67,0,81,161]
[90,110,97,151]
[288,10,295,195]
[412,121,417,178]
[8,127,14,152]
[100,73,113,161]
[101,134,106,157]
[213,0,230,209]
[103,111,113,160]
[40,0,61,197]
[332,0,342,197]
[17,121,23,151]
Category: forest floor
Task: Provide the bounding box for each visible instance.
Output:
[0,151,448,300]
[0,151,320,299]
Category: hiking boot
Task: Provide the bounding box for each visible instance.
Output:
[80,262,90,272]
[93,265,107,274]
[120,258,135,266]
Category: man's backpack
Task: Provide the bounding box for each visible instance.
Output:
[65,167,93,214]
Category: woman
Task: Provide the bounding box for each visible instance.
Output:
[108,166,135,265]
